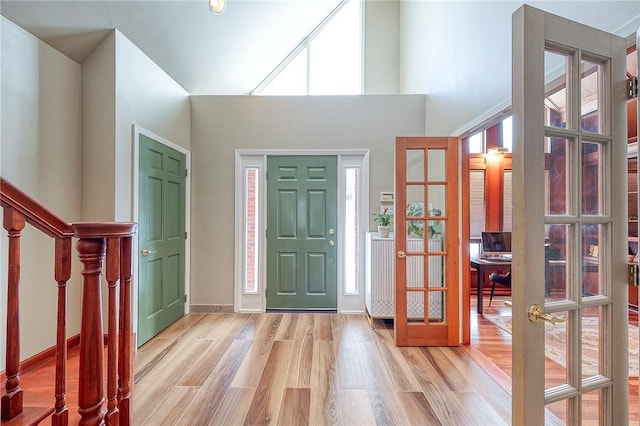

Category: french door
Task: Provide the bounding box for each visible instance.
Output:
[394,137,459,346]
[512,5,628,423]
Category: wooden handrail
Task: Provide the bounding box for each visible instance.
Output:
[1,178,136,425]
[0,178,73,238]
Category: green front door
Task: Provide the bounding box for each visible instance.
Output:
[138,134,186,346]
[267,156,337,310]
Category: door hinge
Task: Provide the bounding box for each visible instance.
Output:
[185,168,188,177]
[629,263,639,286]
[184,294,187,302]
[185,231,188,239]
[627,76,638,100]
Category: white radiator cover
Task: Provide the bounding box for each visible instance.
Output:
[365,232,443,320]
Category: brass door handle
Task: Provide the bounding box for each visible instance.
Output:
[141,249,157,256]
[528,304,567,324]
[397,251,407,259]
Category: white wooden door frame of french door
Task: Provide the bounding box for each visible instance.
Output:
[512,5,628,424]
[132,125,192,346]
[234,149,370,314]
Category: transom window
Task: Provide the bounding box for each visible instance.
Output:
[253,0,362,96]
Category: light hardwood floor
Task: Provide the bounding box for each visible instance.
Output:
[132,312,511,425]
[11,301,638,424]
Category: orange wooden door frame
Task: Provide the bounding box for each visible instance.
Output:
[394,137,460,346]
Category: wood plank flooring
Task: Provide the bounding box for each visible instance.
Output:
[6,301,639,425]
[132,312,511,425]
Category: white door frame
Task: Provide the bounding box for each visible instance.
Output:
[234,149,369,314]
[131,125,192,346]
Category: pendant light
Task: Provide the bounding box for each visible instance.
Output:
[209,0,225,14]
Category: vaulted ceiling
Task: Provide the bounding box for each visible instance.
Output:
[2,0,639,108]
[1,0,342,94]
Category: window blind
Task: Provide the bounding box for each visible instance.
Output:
[470,170,485,238]
[503,170,512,231]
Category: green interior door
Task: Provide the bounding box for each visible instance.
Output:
[138,134,186,346]
[267,155,337,310]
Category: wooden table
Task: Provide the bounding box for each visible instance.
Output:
[470,257,511,314]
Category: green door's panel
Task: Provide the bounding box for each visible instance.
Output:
[267,155,337,309]
[166,156,181,176]
[306,253,326,294]
[165,253,182,307]
[277,253,297,294]
[278,167,298,180]
[307,166,327,181]
[146,258,163,316]
[167,181,182,238]
[138,134,186,346]
[148,177,163,241]
[277,190,297,238]
[148,149,163,170]
[307,190,327,237]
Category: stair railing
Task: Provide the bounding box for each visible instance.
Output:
[1,178,137,425]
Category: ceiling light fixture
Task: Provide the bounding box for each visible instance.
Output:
[209,0,225,14]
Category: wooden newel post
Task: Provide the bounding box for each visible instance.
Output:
[1,207,25,421]
[75,236,107,426]
[73,222,136,425]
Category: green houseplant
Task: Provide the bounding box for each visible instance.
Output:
[373,209,393,238]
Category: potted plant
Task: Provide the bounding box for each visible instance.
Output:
[373,209,393,238]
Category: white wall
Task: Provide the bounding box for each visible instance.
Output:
[83,30,191,223]
[1,16,83,367]
[364,0,400,94]
[190,94,426,306]
[114,30,191,221]
[82,31,116,221]
[398,1,640,135]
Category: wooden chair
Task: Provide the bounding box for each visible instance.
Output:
[488,270,511,306]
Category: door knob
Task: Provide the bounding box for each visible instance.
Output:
[141,249,157,256]
[329,240,335,246]
[528,304,567,324]
[397,251,407,259]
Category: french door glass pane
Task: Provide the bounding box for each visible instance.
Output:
[544,49,570,129]
[545,136,572,215]
[407,149,424,181]
[582,224,604,297]
[581,141,603,215]
[546,224,570,301]
[544,309,571,387]
[581,307,605,377]
[428,184,446,216]
[580,59,603,134]
[428,149,446,180]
